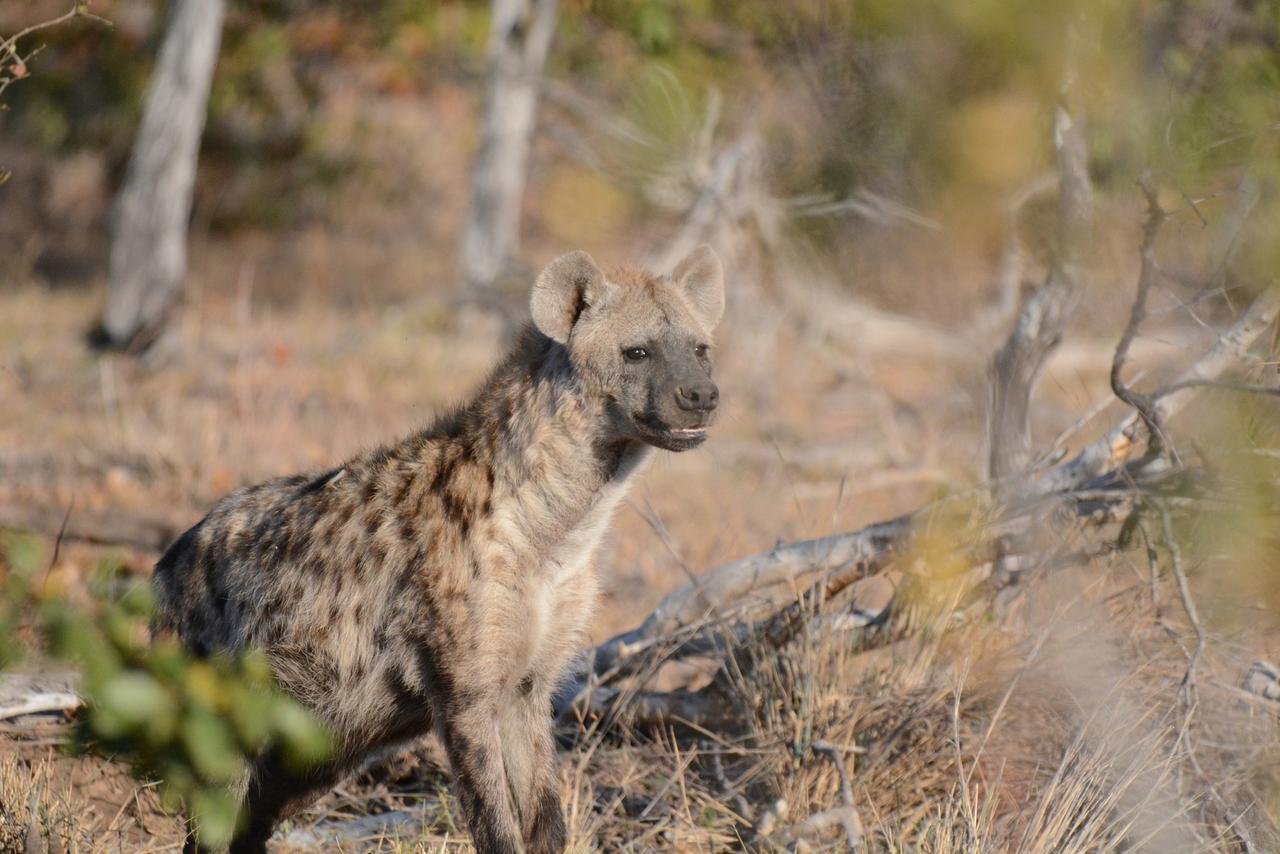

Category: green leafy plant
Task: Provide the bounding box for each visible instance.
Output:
[0,534,334,849]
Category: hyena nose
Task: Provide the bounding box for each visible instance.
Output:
[676,382,719,412]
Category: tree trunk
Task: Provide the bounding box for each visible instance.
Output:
[99,0,225,353]
[459,0,559,296]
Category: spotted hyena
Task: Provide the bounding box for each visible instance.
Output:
[152,245,726,853]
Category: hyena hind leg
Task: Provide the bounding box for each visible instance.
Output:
[219,747,347,854]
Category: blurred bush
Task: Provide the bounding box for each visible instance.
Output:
[1,0,1277,299]
[0,533,333,849]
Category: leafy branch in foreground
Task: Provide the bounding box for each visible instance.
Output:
[0,535,333,849]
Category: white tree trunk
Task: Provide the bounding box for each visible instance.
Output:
[102,0,225,351]
[460,0,559,294]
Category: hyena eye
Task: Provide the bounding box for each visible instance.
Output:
[694,344,709,357]
[623,347,649,362]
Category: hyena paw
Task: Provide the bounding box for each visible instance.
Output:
[526,789,567,854]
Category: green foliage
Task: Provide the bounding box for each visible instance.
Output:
[0,536,334,850]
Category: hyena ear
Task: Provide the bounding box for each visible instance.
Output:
[531,250,608,344]
[671,244,725,330]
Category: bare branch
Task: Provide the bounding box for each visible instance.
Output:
[586,516,909,678]
[811,740,863,849]
[1158,500,1204,696]
[1036,281,1280,495]
[1110,178,1173,458]
[0,693,82,722]
[578,283,1280,694]
[0,3,111,104]
[987,106,1093,486]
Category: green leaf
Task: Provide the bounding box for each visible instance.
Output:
[98,670,176,732]
[189,788,239,849]
[227,683,274,752]
[182,709,245,784]
[2,531,45,577]
[271,699,334,769]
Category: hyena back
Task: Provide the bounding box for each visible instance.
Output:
[152,245,726,853]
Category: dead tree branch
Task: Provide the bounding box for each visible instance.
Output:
[1035,281,1280,496]
[1110,179,1173,459]
[0,693,81,722]
[987,106,1093,488]
[565,282,1280,725]
[586,516,909,679]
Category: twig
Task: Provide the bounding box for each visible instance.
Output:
[1110,177,1173,459]
[771,806,864,849]
[1157,500,1204,703]
[0,503,180,553]
[811,740,862,848]
[0,2,112,101]
[40,496,75,591]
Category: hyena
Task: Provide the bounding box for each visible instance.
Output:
[152,245,725,853]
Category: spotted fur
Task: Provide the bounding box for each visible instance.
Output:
[153,246,726,853]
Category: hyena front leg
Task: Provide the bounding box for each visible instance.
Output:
[437,695,524,854]
[499,680,567,854]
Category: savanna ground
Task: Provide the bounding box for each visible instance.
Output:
[3,1,1280,850]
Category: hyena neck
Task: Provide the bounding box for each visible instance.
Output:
[455,326,651,504]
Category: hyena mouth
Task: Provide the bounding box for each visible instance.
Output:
[633,414,711,451]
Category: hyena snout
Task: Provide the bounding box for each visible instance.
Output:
[675,381,719,412]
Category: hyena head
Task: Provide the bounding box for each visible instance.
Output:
[531,244,725,452]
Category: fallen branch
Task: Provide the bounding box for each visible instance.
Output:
[1034,281,1280,496]
[0,692,82,721]
[567,280,1280,721]
[586,516,909,679]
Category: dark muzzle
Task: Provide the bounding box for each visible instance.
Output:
[675,382,719,412]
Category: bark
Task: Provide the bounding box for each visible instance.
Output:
[460,0,559,294]
[100,0,225,353]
